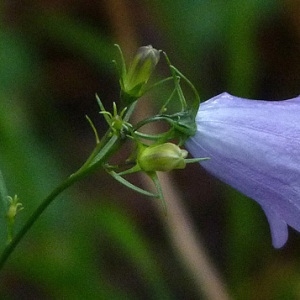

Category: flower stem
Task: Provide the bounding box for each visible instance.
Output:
[0,134,122,270]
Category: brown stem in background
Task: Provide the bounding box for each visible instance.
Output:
[102,1,230,299]
[102,0,138,57]
[143,172,230,300]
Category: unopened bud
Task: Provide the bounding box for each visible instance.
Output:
[122,45,160,100]
[6,195,23,220]
[138,143,188,172]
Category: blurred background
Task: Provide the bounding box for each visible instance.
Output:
[1,0,300,299]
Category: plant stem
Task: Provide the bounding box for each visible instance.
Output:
[0,134,122,270]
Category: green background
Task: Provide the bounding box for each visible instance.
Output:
[1,1,300,299]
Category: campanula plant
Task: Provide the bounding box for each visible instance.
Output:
[1,45,299,273]
[0,45,204,269]
[186,92,300,248]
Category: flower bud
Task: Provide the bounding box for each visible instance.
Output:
[122,45,160,100]
[6,195,23,220]
[138,143,188,172]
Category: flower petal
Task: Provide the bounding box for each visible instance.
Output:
[186,92,300,248]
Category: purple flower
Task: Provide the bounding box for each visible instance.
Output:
[185,92,300,248]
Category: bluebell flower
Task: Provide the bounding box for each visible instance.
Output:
[185,92,300,248]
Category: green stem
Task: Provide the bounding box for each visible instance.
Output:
[0,134,122,270]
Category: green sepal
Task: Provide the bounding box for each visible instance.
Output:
[135,110,197,145]
[85,115,100,144]
[148,172,167,214]
[113,44,127,84]
[163,52,201,119]
[155,110,197,138]
[108,170,159,198]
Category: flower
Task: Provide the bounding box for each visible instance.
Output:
[185,92,300,248]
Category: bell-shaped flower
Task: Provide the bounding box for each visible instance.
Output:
[185,92,300,248]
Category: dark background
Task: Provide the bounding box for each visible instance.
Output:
[0,0,300,299]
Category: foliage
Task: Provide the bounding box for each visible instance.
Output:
[1,1,300,299]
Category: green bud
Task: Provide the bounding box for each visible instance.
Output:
[6,195,23,244]
[6,195,23,220]
[138,143,188,172]
[122,45,160,100]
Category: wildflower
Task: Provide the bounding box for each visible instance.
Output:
[185,92,300,248]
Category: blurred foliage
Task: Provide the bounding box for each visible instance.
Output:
[1,0,300,299]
